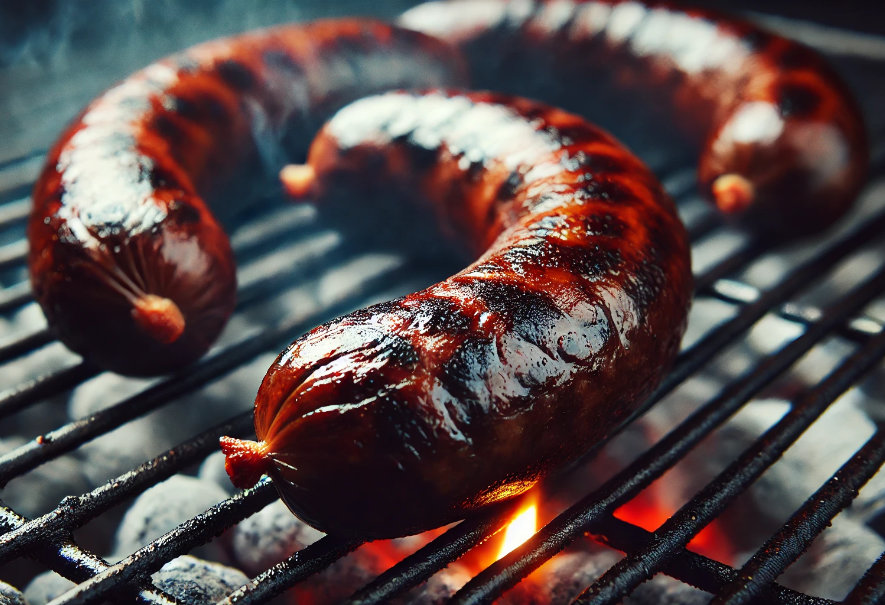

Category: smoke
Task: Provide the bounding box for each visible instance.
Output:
[0,0,423,164]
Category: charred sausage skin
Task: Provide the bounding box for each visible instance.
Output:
[399,0,869,235]
[222,90,692,538]
[28,20,466,376]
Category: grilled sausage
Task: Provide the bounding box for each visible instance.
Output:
[399,0,869,235]
[221,90,692,538]
[28,20,466,376]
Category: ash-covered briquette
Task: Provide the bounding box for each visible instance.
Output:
[0,580,26,605]
[685,393,885,547]
[23,571,72,605]
[780,516,885,600]
[395,563,472,604]
[111,474,231,563]
[151,555,248,605]
[20,557,248,605]
[230,499,323,574]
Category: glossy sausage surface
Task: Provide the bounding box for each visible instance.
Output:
[399,0,868,235]
[221,90,692,538]
[28,19,466,375]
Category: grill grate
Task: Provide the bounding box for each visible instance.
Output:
[2,3,885,605]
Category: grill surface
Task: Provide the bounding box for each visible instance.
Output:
[2,2,885,604]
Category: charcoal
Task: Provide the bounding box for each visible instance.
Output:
[111,474,231,563]
[627,574,710,605]
[22,571,73,605]
[0,581,26,605]
[395,564,472,604]
[513,550,621,604]
[290,546,386,605]
[150,555,248,604]
[780,515,885,601]
[231,499,323,574]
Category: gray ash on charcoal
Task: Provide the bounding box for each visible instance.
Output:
[23,571,72,605]
[151,555,249,605]
[231,499,323,575]
[0,580,25,605]
[111,475,231,564]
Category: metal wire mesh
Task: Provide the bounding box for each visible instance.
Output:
[1,3,884,605]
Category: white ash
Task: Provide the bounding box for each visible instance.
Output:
[550,375,885,600]
[111,474,231,564]
[0,580,26,605]
[0,437,91,518]
[681,391,885,551]
[22,571,73,605]
[510,550,620,604]
[69,354,271,486]
[395,563,472,605]
[230,499,323,575]
[778,515,885,601]
[627,574,710,605]
[150,555,248,605]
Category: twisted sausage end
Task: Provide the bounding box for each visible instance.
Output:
[220,436,270,489]
[131,294,186,345]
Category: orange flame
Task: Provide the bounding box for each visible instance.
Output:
[497,504,538,560]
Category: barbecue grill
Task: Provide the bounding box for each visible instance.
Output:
[2,1,885,604]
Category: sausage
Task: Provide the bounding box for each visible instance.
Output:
[220,90,692,538]
[398,0,869,236]
[28,19,466,376]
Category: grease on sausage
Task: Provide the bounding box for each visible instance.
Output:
[399,0,869,235]
[28,19,466,375]
[222,90,692,538]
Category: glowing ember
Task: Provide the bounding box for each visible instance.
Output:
[497,504,538,560]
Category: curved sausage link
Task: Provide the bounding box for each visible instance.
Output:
[28,20,466,376]
[221,90,692,538]
[399,0,869,236]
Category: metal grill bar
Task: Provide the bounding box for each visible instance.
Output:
[0,258,413,482]
[2,8,884,604]
[219,536,363,605]
[573,327,885,605]
[0,282,30,313]
[0,504,180,605]
[0,205,326,378]
[0,327,51,364]
[0,361,98,421]
[0,412,253,564]
[0,197,30,226]
[3,171,872,604]
[711,429,885,604]
[446,263,885,604]
[582,515,835,605]
[845,553,885,605]
[345,504,520,605]
[49,481,280,605]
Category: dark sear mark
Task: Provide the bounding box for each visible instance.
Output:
[215,59,257,91]
[778,83,822,118]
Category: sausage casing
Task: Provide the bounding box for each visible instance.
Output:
[222,90,692,538]
[28,19,466,375]
[399,0,869,235]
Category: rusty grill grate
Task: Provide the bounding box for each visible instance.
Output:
[2,2,885,604]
